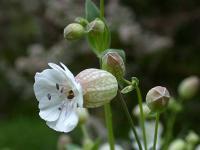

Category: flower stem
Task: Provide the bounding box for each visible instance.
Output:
[153,113,160,150]
[163,113,176,150]
[100,0,104,19]
[136,86,147,150]
[104,103,115,150]
[81,124,90,139]
[118,91,143,150]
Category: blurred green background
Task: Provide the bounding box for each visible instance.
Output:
[0,0,200,149]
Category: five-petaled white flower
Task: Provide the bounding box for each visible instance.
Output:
[33,63,83,132]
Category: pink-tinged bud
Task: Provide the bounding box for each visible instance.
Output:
[75,69,118,108]
[178,76,199,100]
[102,52,125,81]
[146,86,170,113]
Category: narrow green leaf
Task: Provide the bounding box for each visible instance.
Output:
[85,0,100,22]
[121,85,134,94]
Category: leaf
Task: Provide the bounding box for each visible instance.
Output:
[121,85,134,94]
[87,21,111,57]
[85,0,100,22]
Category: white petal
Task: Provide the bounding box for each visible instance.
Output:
[48,63,75,84]
[39,103,61,121]
[73,82,83,107]
[46,105,78,132]
[60,62,75,80]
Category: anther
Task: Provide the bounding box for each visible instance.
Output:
[60,87,64,93]
[67,90,74,99]
[56,83,59,90]
[47,93,51,100]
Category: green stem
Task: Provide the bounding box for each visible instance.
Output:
[118,91,143,150]
[153,113,160,150]
[100,0,104,19]
[81,124,90,139]
[104,103,115,150]
[162,112,176,150]
[136,86,147,150]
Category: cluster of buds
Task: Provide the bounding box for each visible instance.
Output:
[64,17,105,41]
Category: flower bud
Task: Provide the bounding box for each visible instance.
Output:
[76,108,89,124]
[75,69,118,108]
[87,18,105,34]
[102,52,125,81]
[64,23,85,40]
[133,103,151,118]
[146,86,170,113]
[169,139,186,150]
[185,131,199,145]
[178,76,199,100]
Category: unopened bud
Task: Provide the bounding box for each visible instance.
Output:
[178,76,199,100]
[102,51,125,81]
[87,18,105,34]
[146,86,170,113]
[64,23,85,40]
[169,139,186,150]
[76,108,89,124]
[186,131,199,145]
[75,69,118,108]
[133,103,151,118]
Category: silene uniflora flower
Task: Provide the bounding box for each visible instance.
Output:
[34,63,83,132]
[34,63,118,132]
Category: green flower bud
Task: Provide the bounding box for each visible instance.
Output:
[64,23,85,40]
[186,131,199,145]
[75,69,118,108]
[169,139,186,150]
[146,86,170,113]
[133,103,151,118]
[102,51,125,81]
[178,76,199,100]
[76,108,89,124]
[87,18,105,34]
[75,17,89,27]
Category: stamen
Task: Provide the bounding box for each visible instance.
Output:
[67,90,74,99]
[47,93,51,100]
[60,87,64,93]
[56,83,59,90]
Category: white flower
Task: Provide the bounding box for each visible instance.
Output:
[33,63,83,132]
[130,121,163,150]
